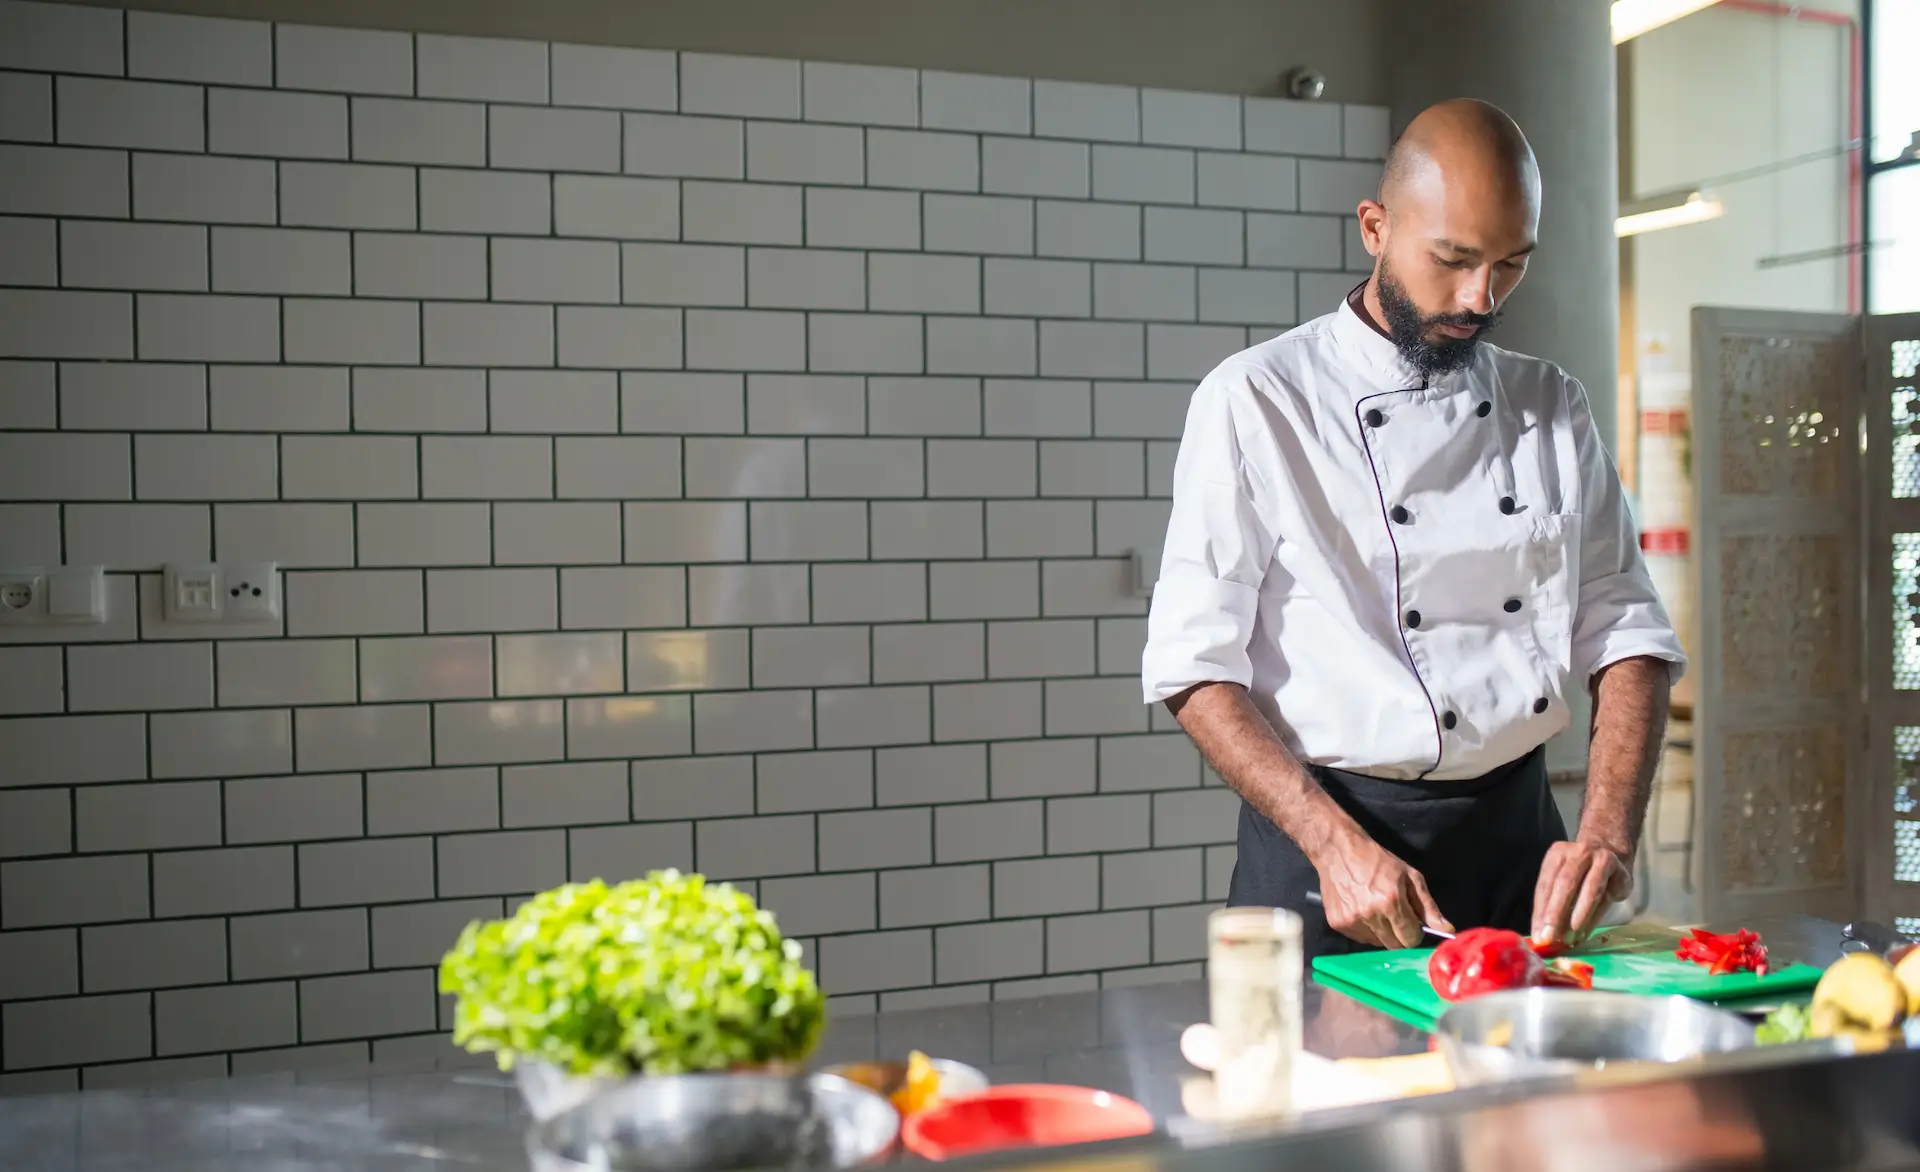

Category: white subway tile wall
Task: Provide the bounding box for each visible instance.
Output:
[0,0,1385,1086]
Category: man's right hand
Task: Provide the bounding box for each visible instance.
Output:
[1161,683,1454,951]
[1313,833,1453,949]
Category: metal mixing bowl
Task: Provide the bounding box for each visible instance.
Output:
[1434,988,1756,1086]
[525,1072,900,1172]
[821,1057,989,1105]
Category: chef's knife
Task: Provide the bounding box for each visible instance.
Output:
[1303,890,1453,940]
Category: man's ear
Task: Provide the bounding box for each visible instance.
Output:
[1356,200,1388,258]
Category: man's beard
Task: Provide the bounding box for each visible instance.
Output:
[1376,261,1503,375]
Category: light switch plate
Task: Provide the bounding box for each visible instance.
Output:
[46,566,105,621]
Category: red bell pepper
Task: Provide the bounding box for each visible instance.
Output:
[1428,928,1601,1000]
[1428,928,1545,1001]
[1674,927,1769,976]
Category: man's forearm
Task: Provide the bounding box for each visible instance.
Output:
[1577,656,1671,858]
[1165,681,1362,862]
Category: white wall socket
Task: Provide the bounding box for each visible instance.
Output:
[164,562,281,623]
[224,563,281,620]
[0,566,108,626]
[0,574,37,615]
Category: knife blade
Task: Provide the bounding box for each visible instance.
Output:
[1302,890,1453,940]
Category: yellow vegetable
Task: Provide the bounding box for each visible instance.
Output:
[1893,947,1920,1018]
[890,1050,942,1114]
[1811,953,1906,1034]
[1807,1001,1849,1039]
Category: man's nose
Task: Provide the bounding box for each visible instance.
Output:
[1459,270,1496,316]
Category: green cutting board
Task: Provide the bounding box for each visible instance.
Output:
[1312,973,1814,1033]
[1312,923,1825,1027]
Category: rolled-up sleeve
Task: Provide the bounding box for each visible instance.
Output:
[1565,373,1689,685]
[1142,372,1281,704]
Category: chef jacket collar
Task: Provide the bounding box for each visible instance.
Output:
[1328,282,1469,397]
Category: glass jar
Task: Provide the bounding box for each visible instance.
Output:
[1206,906,1304,1119]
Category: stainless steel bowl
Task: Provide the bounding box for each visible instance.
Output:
[1434,988,1756,1086]
[820,1057,989,1105]
[526,1072,900,1172]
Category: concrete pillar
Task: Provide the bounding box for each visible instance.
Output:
[1380,0,1620,781]
[1380,0,1620,452]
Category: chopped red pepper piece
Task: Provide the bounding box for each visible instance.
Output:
[1539,959,1595,990]
[1673,927,1769,977]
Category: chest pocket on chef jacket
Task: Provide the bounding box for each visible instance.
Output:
[1526,512,1582,678]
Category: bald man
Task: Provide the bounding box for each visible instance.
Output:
[1142,100,1683,959]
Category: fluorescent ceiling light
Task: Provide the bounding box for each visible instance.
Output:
[1611,0,1722,43]
[1616,189,1725,237]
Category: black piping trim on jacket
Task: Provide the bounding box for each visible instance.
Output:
[1355,386,1446,779]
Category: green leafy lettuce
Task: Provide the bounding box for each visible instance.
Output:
[1754,1002,1813,1045]
[438,871,825,1078]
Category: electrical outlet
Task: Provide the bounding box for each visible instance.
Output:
[164,563,282,624]
[0,570,44,624]
[0,577,36,612]
[224,562,281,621]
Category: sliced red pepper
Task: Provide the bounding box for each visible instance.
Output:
[1673,927,1768,976]
[1539,959,1595,990]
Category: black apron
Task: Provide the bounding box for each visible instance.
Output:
[1225,746,1566,960]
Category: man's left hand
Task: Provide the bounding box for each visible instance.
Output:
[1532,839,1632,945]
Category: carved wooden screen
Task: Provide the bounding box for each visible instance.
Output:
[1863,313,1920,933]
[1690,308,1863,924]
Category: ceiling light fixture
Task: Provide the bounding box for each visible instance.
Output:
[1611,0,1722,44]
[1616,189,1725,238]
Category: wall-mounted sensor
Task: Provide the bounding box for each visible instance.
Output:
[1285,67,1326,101]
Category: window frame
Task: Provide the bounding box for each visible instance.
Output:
[1865,0,1920,312]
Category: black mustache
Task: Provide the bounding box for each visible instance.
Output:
[1427,310,1500,329]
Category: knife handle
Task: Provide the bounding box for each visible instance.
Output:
[1302,890,1452,940]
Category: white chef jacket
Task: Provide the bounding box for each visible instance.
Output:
[1142,293,1686,782]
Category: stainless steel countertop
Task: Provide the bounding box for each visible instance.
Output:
[0,916,1858,1171]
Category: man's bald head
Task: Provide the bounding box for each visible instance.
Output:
[1355,99,1542,375]
[1379,98,1540,215]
